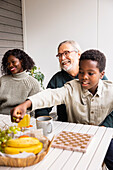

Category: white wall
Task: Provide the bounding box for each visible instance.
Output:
[98,0,113,81]
[22,0,113,86]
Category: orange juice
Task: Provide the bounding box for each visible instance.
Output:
[18,114,30,128]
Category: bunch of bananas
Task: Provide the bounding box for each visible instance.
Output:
[4,137,43,154]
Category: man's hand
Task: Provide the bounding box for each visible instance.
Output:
[10,100,32,123]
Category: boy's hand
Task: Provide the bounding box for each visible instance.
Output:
[10,100,32,123]
[11,105,26,123]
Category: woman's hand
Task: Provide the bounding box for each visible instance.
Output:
[10,100,32,123]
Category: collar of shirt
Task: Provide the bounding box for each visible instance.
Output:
[82,79,102,97]
[81,79,103,104]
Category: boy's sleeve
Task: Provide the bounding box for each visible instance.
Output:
[28,87,66,112]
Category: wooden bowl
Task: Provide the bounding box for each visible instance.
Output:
[0,137,54,167]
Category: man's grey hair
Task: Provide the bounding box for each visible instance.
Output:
[57,40,82,54]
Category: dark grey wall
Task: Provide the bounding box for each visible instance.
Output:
[0,0,23,69]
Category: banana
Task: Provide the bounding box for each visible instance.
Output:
[6,137,39,148]
[4,142,43,154]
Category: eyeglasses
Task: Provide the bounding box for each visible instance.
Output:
[56,50,78,58]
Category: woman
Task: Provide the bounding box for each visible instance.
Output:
[0,48,40,115]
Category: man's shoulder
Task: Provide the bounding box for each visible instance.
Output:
[102,75,108,80]
[47,70,66,88]
[50,70,64,79]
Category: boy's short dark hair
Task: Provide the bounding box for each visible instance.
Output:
[80,49,106,72]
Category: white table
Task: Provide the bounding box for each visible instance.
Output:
[0,115,113,170]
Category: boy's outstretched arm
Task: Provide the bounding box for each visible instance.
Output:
[10,100,32,123]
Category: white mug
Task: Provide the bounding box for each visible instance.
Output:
[36,116,54,136]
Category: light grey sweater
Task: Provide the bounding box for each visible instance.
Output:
[0,71,40,115]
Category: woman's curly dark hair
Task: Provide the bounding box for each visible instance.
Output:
[1,49,35,75]
[79,49,106,72]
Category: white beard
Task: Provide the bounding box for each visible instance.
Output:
[62,64,73,72]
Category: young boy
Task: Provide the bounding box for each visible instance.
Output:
[11,49,113,126]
